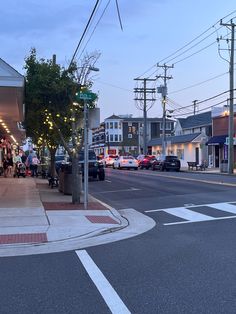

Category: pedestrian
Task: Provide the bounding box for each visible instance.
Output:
[13,151,22,176]
[3,153,13,177]
[26,150,40,177]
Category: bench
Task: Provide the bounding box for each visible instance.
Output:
[187,161,206,171]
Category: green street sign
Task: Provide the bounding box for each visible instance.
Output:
[77,92,97,101]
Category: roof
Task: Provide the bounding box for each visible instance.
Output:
[148,133,201,146]
[105,114,122,120]
[178,111,211,129]
[122,117,174,122]
[206,135,227,145]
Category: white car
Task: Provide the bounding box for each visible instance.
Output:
[113,156,139,170]
[103,155,118,167]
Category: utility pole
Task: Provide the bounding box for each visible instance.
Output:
[157,64,173,158]
[193,99,198,115]
[220,19,235,174]
[134,78,156,154]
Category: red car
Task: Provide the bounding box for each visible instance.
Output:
[139,155,156,169]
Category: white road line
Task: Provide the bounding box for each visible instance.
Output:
[164,215,236,226]
[207,203,236,214]
[105,180,111,183]
[163,207,213,221]
[76,250,131,314]
[95,188,141,194]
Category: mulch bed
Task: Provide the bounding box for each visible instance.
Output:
[43,202,108,210]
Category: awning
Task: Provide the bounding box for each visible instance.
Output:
[206,135,227,145]
[0,58,25,145]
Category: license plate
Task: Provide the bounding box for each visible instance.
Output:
[171,163,175,166]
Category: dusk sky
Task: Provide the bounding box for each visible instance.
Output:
[1,0,236,120]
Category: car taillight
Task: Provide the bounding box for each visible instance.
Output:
[121,160,126,164]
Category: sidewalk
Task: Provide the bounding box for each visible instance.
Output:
[0,176,128,256]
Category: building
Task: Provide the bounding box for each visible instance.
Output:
[148,111,212,167]
[206,105,236,168]
[0,58,25,168]
[91,114,175,156]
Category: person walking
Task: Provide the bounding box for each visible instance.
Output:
[26,150,40,177]
[13,151,22,177]
[3,153,13,177]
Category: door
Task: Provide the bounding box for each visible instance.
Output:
[195,147,199,164]
[215,145,219,167]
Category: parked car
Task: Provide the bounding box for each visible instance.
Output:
[103,154,118,167]
[152,155,181,172]
[79,149,105,180]
[113,156,139,170]
[139,155,156,169]
[60,150,105,181]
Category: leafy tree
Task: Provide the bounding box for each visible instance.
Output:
[24,48,99,203]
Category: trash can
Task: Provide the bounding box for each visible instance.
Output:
[220,160,228,173]
[59,164,72,194]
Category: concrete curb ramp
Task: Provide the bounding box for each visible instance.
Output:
[0,209,156,257]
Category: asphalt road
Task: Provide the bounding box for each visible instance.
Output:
[1,168,236,313]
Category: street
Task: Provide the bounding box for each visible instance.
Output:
[1,169,236,313]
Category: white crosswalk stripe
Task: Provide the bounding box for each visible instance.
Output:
[162,207,213,222]
[145,202,236,225]
[207,203,236,214]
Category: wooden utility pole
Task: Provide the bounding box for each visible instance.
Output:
[220,19,235,174]
[134,78,156,154]
[157,64,173,157]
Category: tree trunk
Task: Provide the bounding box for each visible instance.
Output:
[49,147,57,177]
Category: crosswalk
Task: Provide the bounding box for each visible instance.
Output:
[145,201,236,225]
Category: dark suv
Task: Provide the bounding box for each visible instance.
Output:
[60,150,105,181]
[79,149,105,181]
[152,155,181,172]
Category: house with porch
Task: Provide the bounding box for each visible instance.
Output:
[148,111,212,168]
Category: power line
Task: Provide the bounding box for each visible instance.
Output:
[173,99,228,117]
[169,72,228,94]
[137,10,236,78]
[77,0,112,61]
[68,0,100,70]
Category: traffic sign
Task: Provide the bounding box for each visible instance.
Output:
[76,92,97,101]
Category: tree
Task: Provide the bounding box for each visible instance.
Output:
[24,48,100,203]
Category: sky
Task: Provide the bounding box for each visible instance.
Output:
[1,0,236,121]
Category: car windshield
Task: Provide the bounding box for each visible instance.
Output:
[79,150,96,161]
[123,156,134,160]
[166,156,178,161]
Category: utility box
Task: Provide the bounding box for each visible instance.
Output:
[220,160,228,173]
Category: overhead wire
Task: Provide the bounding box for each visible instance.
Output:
[77,0,112,61]
[68,0,101,70]
[137,10,236,78]
[169,72,228,94]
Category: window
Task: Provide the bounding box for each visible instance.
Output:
[160,122,172,130]
[106,122,109,130]
[110,122,113,129]
[114,122,118,129]
[128,126,132,133]
[115,134,118,142]
[176,148,184,160]
[110,134,113,142]
[119,122,122,129]
[119,134,122,141]
[128,122,132,127]
[128,134,132,139]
